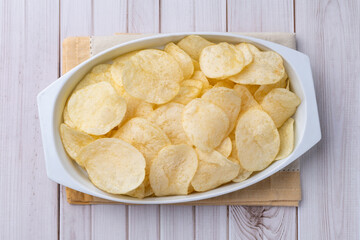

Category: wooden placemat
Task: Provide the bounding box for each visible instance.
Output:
[62,34,301,206]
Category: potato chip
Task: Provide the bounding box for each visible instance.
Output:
[215,137,232,157]
[113,51,139,64]
[235,108,280,171]
[172,82,202,105]
[200,42,245,79]
[233,166,253,182]
[192,59,200,71]
[59,123,98,166]
[242,84,260,95]
[177,35,213,60]
[254,72,287,102]
[229,50,285,85]
[111,51,140,87]
[275,118,295,160]
[286,78,290,90]
[236,43,253,66]
[121,49,183,104]
[134,102,154,118]
[164,42,194,79]
[79,138,145,194]
[148,103,189,145]
[67,82,127,135]
[191,149,239,192]
[201,87,242,134]
[233,85,260,113]
[191,71,211,93]
[182,99,229,152]
[150,144,198,196]
[181,79,203,89]
[113,117,171,173]
[214,80,235,89]
[74,64,112,92]
[125,182,146,199]
[260,88,301,128]
[63,105,75,128]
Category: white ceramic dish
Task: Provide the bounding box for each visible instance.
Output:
[37,32,321,204]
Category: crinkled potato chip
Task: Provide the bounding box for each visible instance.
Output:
[201,87,242,134]
[177,35,213,60]
[74,64,112,92]
[182,99,229,152]
[68,82,127,135]
[150,144,198,196]
[229,50,285,85]
[233,85,261,113]
[200,42,244,79]
[254,72,287,102]
[121,49,183,104]
[79,138,145,194]
[214,80,235,89]
[236,43,253,66]
[215,137,232,157]
[275,118,295,160]
[235,108,280,171]
[260,88,301,128]
[148,103,189,145]
[60,123,98,166]
[164,42,194,79]
[191,149,239,192]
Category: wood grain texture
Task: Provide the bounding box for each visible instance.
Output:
[128,0,159,33]
[296,0,360,239]
[0,0,59,239]
[93,0,127,35]
[194,0,227,31]
[195,206,228,240]
[128,205,160,240]
[160,206,194,240]
[160,0,194,32]
[229,206,297,239]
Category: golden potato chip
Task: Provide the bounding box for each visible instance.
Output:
[254,72,287,102]
[181,79,203,89]
[148,103,189,145]
[200,42,244,79]
[125,182,146,199]
[235,108,280,171]
[121,49,183,104]
[286,78,290,90]
[63,105,75,128]
[275,118,295,160]
[182,99,229,152]
[79,138,145,194]
[134,102,154,118]
[236,43,253,66]
[177,35,213,60]
[229,50,285,85]
[214,80,235,89]
[113,117,171,174]
[233,85,260,113]
[164,42,194,79]
[191,149,240,192]
[201,87,242,134]
[191,71,211,93]
[242,84,260,95]
[192,59,200,71]
[215,137,232,157]
[260,88,301,128]
[59,123,98,166]
[67,82,127,135]
[233,166,253,182]
[150,144,198,196]
[172,82,202,105]
[74,64,112,92]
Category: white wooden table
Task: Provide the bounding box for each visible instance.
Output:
[1,0,359,239]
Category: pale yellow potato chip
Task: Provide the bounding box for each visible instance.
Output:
[192,59,200,71]
[286,78,290,90]
[113,51,139,64]
[172,84,202,105]
[260,88,301,128]
[164,42,194,79]
[182,99,229,151]
[229,50,285,85]
[275,118,295,160]
[113,117,171,174]
[121,49,183,104]
[80,138,145,194]
[134,102,154,118]
[246,43,261,54]
[177,35,213,60]
[242,84,260,95]
[125,180,154,199]
[215,137,232,157]
[200,42,244,79]
[214,80,235,89]
[63,105,75,128]
[191,71,211,93]
[74,64,112,92]
[150,144,198,196]
[59,123,98,166]
[233,85,261,113]
[148,103,189,145]
[254,72,287,102]
[191,149,240,192]
[235,108,280,171]
[181,79,203,89]
[233,166,253,183]
[236,43,253,66]
[201,87,242,134]
[67,82,127,135]
[111,51,140,87]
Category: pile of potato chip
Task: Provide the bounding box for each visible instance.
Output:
[60,35,301,198]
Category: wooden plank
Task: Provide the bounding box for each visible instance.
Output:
[227,1,297,239]
[227,0,294,32]
[229,206,297,239]
[160,0,194,32]
[128,0,159,33]
[194,0,227,31]
[128,205,160,240]
[0,0,59,239]
[195,206,228,240]
[296,0,360,239]
[160,206,194,240]
[93,0,127,35]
